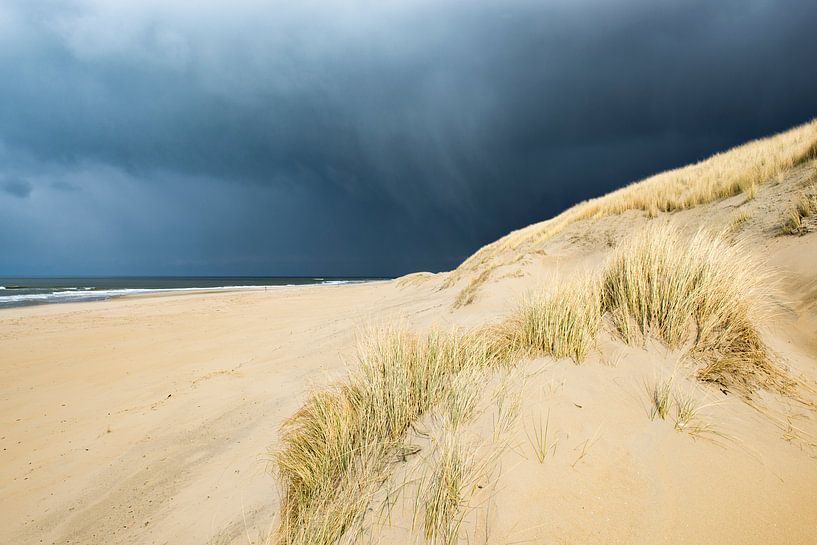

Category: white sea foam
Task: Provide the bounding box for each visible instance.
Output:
[0,280,381,308]
[0,289,133,304]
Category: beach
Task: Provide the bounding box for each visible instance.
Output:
[0,282,444,544]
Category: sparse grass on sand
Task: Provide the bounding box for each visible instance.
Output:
[649,377,673,421]
[648,379,724,437]
[730,209,751,231]
[781,188,817,235]
[418,432,471,545]
[525,409,557,463]
[672,389,721,436]
[272,224,792,544]
[448,119,817,305]
[273,328,511,545]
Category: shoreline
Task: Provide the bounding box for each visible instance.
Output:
[0,278,390,312]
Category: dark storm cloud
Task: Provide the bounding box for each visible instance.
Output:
[1,0,816,275]
[1,178,33,198]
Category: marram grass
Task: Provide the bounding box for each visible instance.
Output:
[602,226,784,391]
[273,327,512,544]
[505,277,602,362]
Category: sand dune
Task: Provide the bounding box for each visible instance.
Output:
[2,124,817,544]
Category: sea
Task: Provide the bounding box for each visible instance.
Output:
[0,276,388,309]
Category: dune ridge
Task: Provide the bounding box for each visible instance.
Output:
[270,120,817,545]
[445,119,817,307]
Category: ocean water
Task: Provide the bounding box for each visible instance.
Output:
[0,276,386,309]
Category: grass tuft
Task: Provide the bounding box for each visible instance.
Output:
[730,209,751,231]
[525,409,557,463]
[499,278,602,363]
[419,433,472,545]
[602,226,783,393]
[781,189,817,235]
[672,390,721,434]
[273,327,508,544]
[649,378,673,421]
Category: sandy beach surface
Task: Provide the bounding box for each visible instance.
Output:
[0,282,447,545]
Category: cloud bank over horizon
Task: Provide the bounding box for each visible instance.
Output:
[2,0,816,275]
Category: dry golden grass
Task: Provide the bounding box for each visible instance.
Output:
[493,225,784,393]
[603,226,785,392]
[649,378,673,421]
[730,209,751,230]
[645,380,724,437]
[672,390,722,436]
[441,366,485,429]
[781,188,817,235]
[490,370,524,442]
[418,433,471,545]
[452,266,496,308]
[273,328,509,544]
[783,208,804,235]
[449,119,817,305]
[498,278,602,362]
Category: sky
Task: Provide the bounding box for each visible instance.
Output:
[1,0,816,276]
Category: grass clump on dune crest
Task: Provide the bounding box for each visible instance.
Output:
[500,226,781,392]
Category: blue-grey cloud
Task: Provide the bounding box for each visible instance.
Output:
[2,178,33,198]
[1,0,816,275]
[50,180,80,192]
